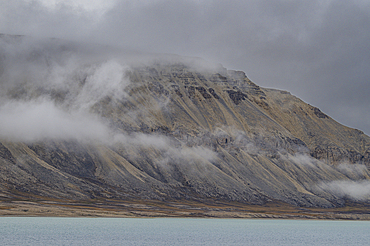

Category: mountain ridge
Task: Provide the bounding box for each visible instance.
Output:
[1,35,370,216]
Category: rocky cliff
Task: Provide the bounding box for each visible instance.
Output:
[1,35,370,209]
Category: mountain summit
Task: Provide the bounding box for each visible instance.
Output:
[1,35,370,216]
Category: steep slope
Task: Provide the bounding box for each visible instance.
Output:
[1,35,370,209]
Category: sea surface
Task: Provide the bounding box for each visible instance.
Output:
[0,217,369,245]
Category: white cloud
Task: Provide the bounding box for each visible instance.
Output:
[336,163,368,177]
[180,146,217,163]
[0,42,133,144]
[0,99,111,143]
[73,60,130,110]
[318,180,370,201]
[284,153,318,168]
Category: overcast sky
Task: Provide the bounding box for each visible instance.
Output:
[1,0,370,135]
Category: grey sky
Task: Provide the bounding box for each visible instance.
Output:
[1,0,370,134]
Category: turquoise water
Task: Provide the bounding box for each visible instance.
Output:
[0,217,369,245]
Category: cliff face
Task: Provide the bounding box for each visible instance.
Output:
[1,35,370,208]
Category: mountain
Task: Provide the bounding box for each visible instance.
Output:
[1,35,370,217]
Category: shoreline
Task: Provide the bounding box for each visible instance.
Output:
[1,199,370,220]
